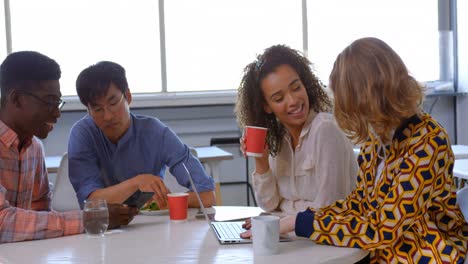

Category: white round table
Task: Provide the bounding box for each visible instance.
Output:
[0,208,368,264]
[452,145,468,160]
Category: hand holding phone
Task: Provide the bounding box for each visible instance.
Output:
[124,191,155,209]
[133,174,170,209]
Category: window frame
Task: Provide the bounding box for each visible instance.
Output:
[1,0,454,111]
[62,90,237,111]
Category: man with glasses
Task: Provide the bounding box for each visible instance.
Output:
[0,51,137,243]
[18,90,65,112]
[68,61,215,210]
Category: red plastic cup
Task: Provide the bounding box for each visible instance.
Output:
[167,193,189,223]
[245,126,268,157]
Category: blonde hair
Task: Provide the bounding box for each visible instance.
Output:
[329,37,423,144]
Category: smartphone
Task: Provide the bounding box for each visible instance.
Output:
[124,191,154,208]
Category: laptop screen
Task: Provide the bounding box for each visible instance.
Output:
[182,163,211,222]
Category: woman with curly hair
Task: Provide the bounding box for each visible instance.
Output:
[243,38,468,263]
[235,44,357,215]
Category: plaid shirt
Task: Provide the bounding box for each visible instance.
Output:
[0,120,83,243]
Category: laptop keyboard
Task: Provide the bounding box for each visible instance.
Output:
[213,222,245,239]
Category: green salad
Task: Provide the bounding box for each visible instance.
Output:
[141,201,160,211]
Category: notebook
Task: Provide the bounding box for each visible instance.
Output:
[182,163,252,244]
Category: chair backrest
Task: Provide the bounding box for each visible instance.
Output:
[51,152,81,211]
[457,187,468,222]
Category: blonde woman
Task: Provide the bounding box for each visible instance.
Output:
[242,38,468,263]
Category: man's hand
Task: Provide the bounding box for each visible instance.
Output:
[107,203,139,229]
[133,174,170,209]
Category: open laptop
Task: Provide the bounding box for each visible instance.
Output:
[182,163,291,245]
[182,163,252,244]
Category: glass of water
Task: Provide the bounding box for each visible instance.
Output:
[83,199,109,236]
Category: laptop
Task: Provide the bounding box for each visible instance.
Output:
[182,163,252,244]
[182,163,291,245]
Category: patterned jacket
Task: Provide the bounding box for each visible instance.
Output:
[295,113,468,263]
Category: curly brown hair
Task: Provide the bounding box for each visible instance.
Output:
[235,45,331,156]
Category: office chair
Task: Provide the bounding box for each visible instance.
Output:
[51,152,81,211]
[210,137,257,206]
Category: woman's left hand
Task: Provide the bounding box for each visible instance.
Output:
[242,217,252,229]
[240,229,252,239]
[279,215,296,234]
[239,215,297,239]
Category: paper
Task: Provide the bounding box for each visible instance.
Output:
[212,206,265,221]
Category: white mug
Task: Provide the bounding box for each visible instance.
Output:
[252,215,280,256]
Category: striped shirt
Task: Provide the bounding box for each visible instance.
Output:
[0,120,83,243]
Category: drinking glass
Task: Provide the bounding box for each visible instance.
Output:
[83,199,109,236]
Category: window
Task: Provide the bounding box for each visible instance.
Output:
[1,0,447,99]
[0,2,6,61]
[164,0,302,92]
[9,0,161,96]
[307,0,439,83]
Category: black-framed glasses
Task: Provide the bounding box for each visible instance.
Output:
[20,91,65,112]
[88,93,125,118]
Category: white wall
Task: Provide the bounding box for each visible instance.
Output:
[43,105,257,206]
[43,98,456,207]
[456,1,468,144]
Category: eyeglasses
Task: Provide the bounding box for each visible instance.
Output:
[21,91,65,112]
[88,93,125,118]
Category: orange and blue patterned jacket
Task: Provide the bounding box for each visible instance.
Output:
[295,113,468,263]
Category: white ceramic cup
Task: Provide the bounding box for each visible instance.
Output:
[252,215,280,256]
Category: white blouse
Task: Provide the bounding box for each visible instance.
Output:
[252,112,358,215]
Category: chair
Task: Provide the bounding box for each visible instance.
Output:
[452,145,468,188]
[452,145,468,160]
[454,159,468,189]
[209,137,257,206]
[51,152,81,211]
